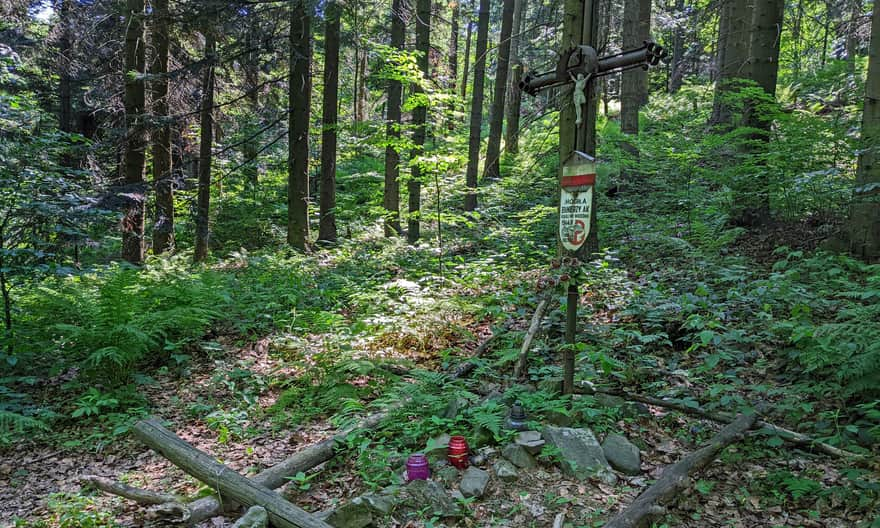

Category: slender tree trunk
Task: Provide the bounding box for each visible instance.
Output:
[483,0,516,180]
[464,0,489,211]
[847,0,863,73]
[669,0,685,93]
[58,0,73,136]
[461,0,474,99]
[319,1,341,242]
[620,0,651,135]
[243,31,261,190]
[288,1,311,250]
[357,50,368,124]
[450,1,460,92]
[121,0,147,265]
[711,0,752,126]
[0,229,11,356]
[152,0,174,254]
[194,33,215,263]
[504,0,527,155]
[791,0,803,83]
[408,0,431,243]
[848,0,880,262]
[384,0,406,237]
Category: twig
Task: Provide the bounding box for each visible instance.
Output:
[81,475,180,506]
[513,295,551,379]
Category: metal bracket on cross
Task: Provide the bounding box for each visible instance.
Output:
[520,41,668,97]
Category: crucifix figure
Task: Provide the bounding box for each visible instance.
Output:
[571,72,589,125]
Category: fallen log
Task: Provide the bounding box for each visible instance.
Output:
[81,475,180,506]
[132,418,332,528]
[603,413,757,528]
[450,320,514,379]
[513,296,551,379]
[575,383,866,460]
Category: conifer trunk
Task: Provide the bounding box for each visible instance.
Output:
[464,0,489,211]
[194,33,215,263]
[58,0,73,136]
[319,1,341,242]
[461,1,474,99]
[408,0,431,243]
[450,1,460,92]
[288,1,311,250]
[121,0,147,264]
[152,0,174,254]
[384,0,406,237]
[483,0,516,180]
[846,0,863,72]
[669,0,685,93]
[504,0,527,155]
[848,0,880,262]
[620,0,651,135]
[711,0,752,126]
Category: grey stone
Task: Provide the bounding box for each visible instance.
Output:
[602,434,641,475]
[595,394,626,409]
[515,431,545,454]
[425,434,451,464]
[459,467,490,498]
[359,493,396,515]
[326,499,373,528]
[543,409,574,427]
[493,459,518,482]
[502,443,537,469]
[435,465,459,487]
[472,425,495,448]
[404,479,462,518]
[542,426,616,484]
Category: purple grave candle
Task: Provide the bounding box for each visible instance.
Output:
[406,453,430,481]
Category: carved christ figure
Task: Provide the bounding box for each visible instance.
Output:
[571,73,587,125]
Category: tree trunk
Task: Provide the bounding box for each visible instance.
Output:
[669,0,685,93]
[620,0,651,135]
[711,0,752,127]
[450,1,460,92]
[121,0,147,265]
[846,0,863,72]
[0,230,12,356]
[384,0,406,237]
[58,0,73,136]
[132,419,332,528]
[243,29,261,190]
[504,0,527,155]
[461,0,474,99]
[407,0,431,243]
[288,1,311,250]
[357,49,368,125]
[464,0,489,211]
[319,1,341,242]
[848,0,880,262]
[193,33,215,263]
[483,0,516,180]
[151,0,174,254]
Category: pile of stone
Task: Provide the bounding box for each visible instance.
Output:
[320,426,642,527]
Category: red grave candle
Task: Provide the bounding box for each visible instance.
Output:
[447,435,469,469]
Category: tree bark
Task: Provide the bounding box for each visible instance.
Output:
[319,1,341,243]
[81,475,180,506]
[483,0,516,180]
[846,0,863,72]
[464,0,489,211]
[288,1,311,250]
[121,0,147,265]
[849,0,880,262]
[620,0,651,135]
[513,296,550,378]
[461,0,474,99]
[504,0,527,155]
[193,33,215,263]
[669,0,685,93]
[407,0,431,243]
[449,1,460,92]
[603,414,757,528]
[711,0,752,126]
[58,0,73,136]
[152,0,174,254]
[132,419,332,528]
[384,0,406,237]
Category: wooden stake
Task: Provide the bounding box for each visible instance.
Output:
[513,296,550,379]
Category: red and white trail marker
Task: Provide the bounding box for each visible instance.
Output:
[559,151,596,252]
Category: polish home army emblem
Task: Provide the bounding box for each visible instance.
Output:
[559,151,595,252]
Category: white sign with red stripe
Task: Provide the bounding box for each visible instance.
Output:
[559,153,596,252]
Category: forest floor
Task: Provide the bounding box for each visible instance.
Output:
[3,170,879,527]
